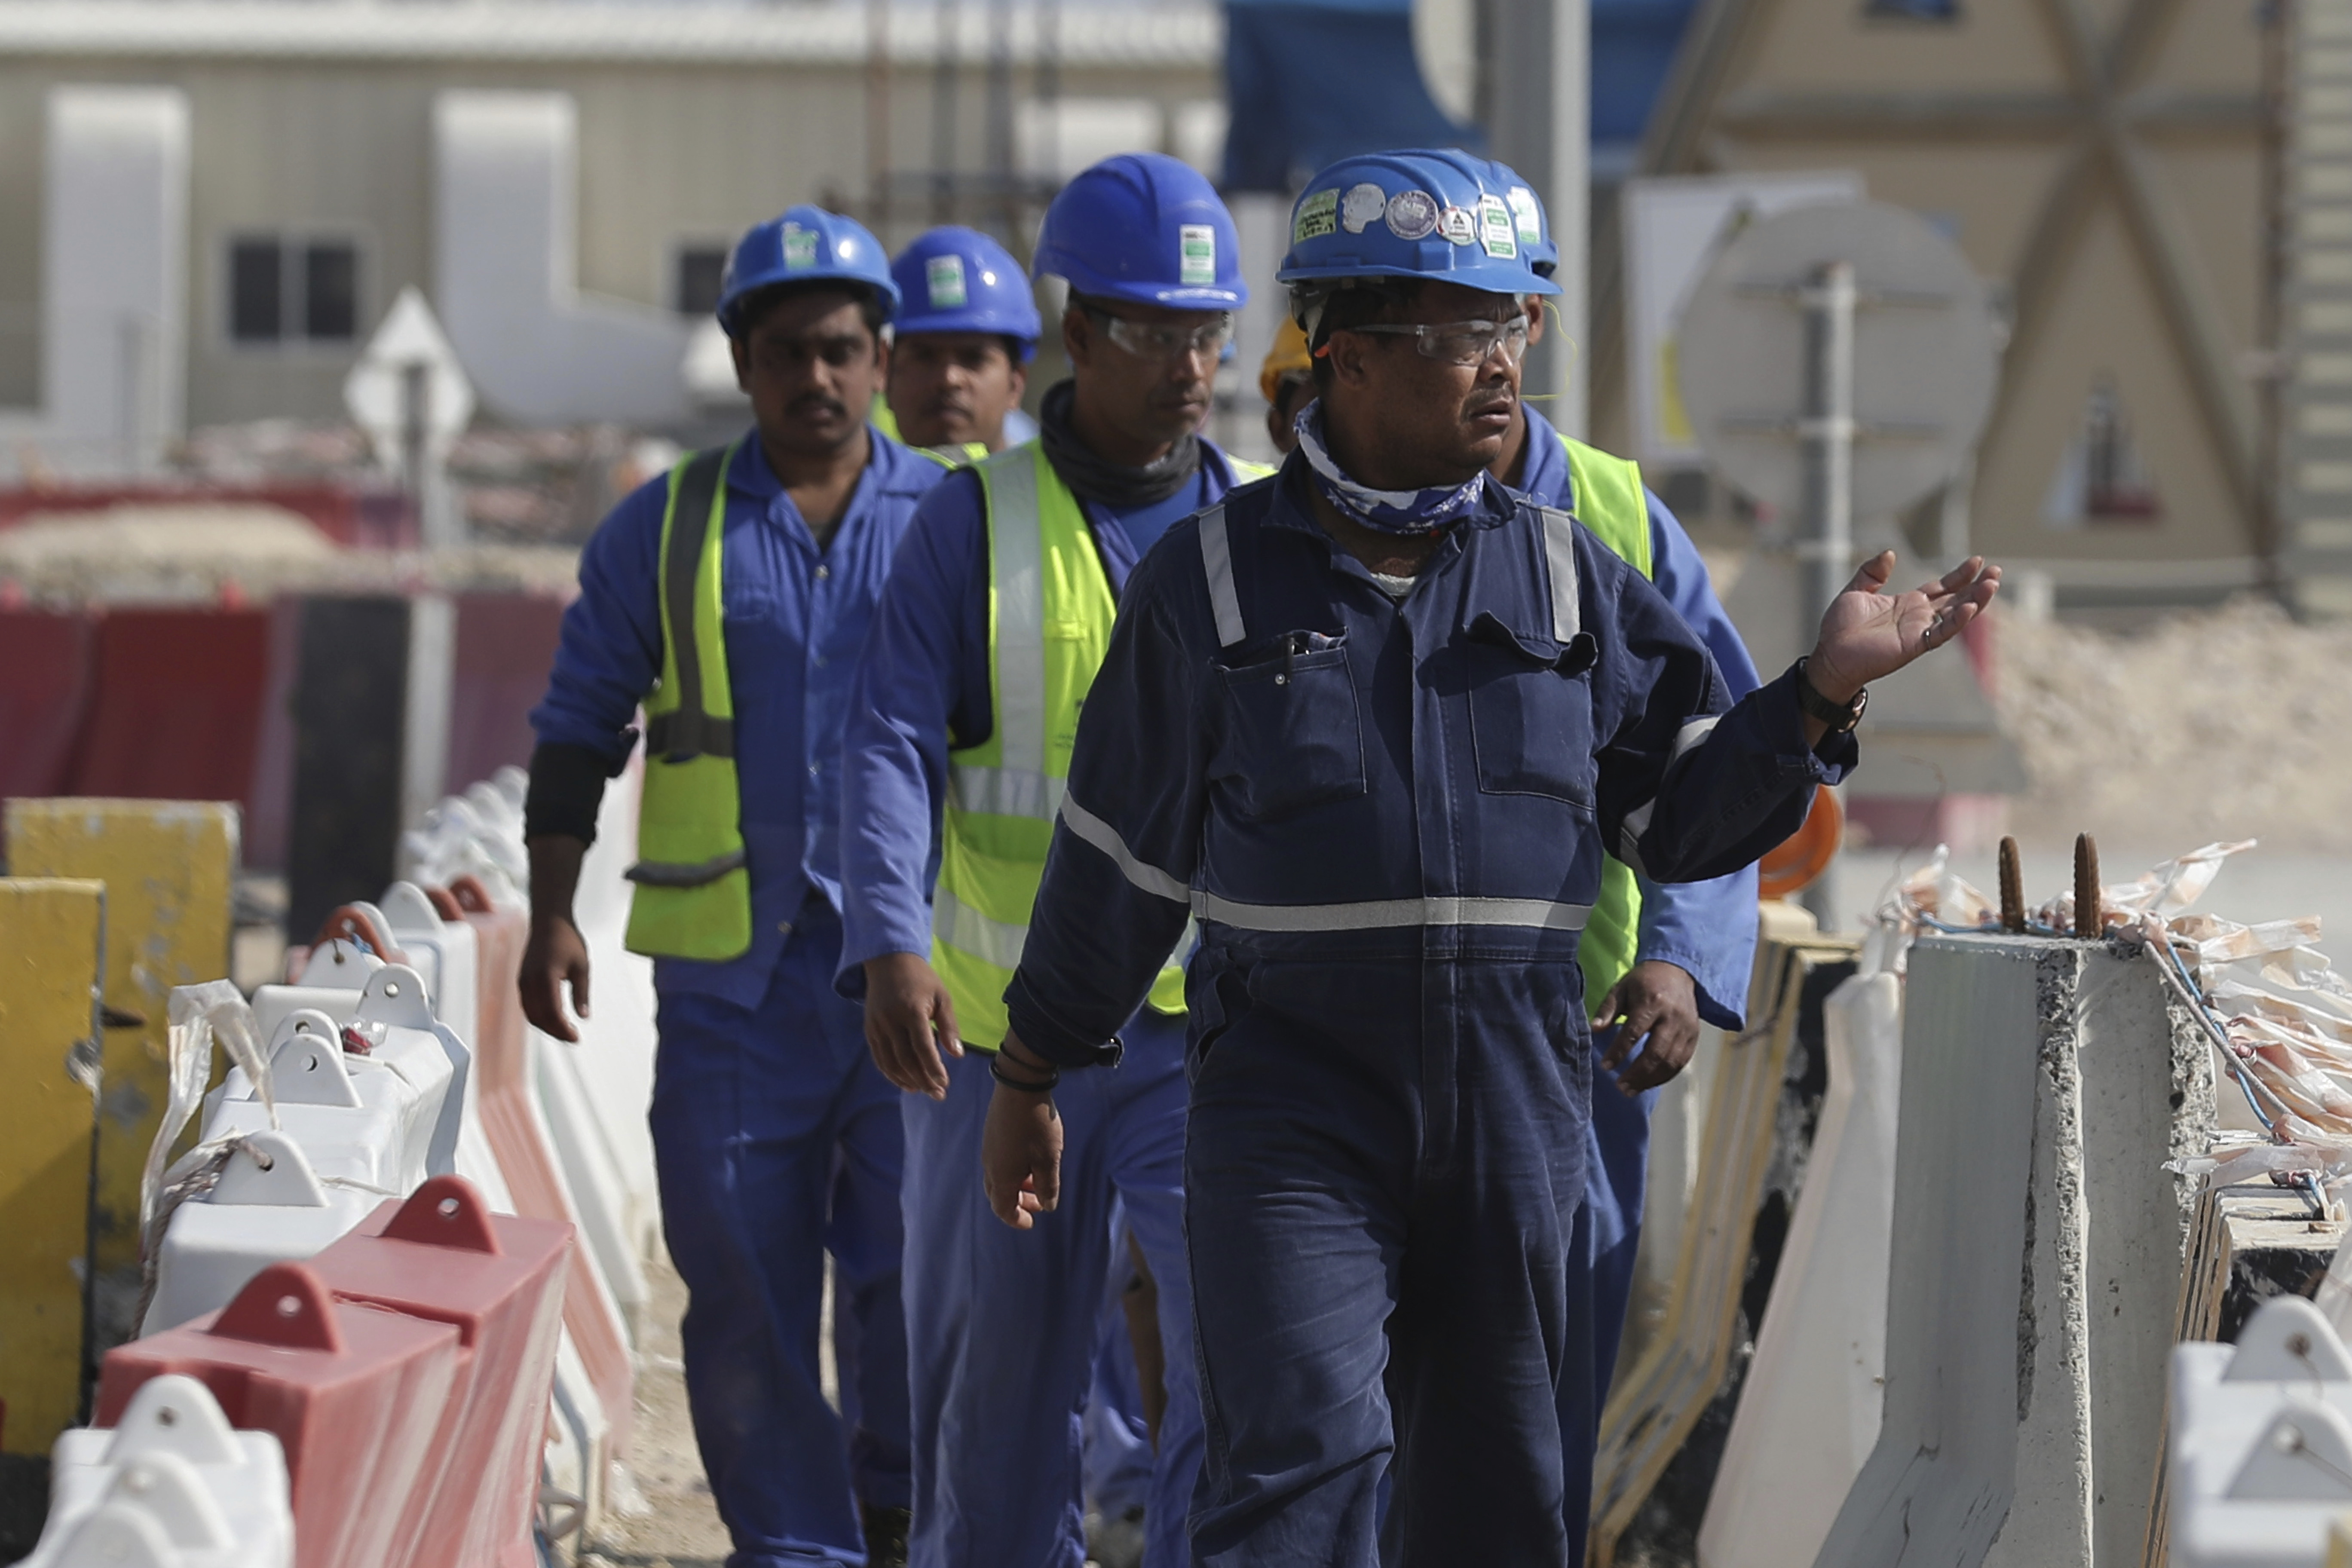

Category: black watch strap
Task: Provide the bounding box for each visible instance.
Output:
[1794,658,1868,733]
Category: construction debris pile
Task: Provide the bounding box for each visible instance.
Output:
[1996,598,2352,851]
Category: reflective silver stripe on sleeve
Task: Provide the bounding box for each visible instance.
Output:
[1671,715,1722,763]
[989,451,1048,775]
[1057,794,1191,903]
[1617,799,1657,876]
[1539,506,1581,644]
[931,886,1028,968]
[1190,892,1592,933]
[949,763,1064,821]
[1200,504,1246,649]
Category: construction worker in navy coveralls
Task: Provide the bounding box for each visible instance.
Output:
[520,206,942,1568]
[838,154,1268,1568]
[979,148,2003,1564]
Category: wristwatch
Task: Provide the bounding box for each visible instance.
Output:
[1794,658,1868,734]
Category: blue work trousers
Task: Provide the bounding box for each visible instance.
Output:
[1560,1061,1658,1562]
[652,907,911,1568]
[900,1007,1201,1568]
[1185,958,1592,1567]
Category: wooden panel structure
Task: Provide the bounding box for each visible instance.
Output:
[2140,1182,2344,1568]
[3,800,238,1344]
[1589,905,1859,1565]
[0,878,104,1453]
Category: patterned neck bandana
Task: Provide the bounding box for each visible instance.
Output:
[1293,401,1490,536]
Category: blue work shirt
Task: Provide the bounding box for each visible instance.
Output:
[1000,457,1854,1069]
[1515,407,1763,1030]
[836,442,1260,994]
[530,427,947,1009]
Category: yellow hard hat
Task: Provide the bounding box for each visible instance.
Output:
[1259,316,1312,407]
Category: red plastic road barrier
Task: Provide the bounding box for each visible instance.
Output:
[447,594,566,796]
[97,1261,461,1568]
[457,894,636,1459]
[69,608,270,805]
[0,611,95,796]
[313,1176,572,1568]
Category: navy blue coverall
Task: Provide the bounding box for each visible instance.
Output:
[1000,459,1851,1564]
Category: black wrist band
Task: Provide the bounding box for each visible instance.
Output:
[989,1054,1060,1093]
[1793,657,1868,733]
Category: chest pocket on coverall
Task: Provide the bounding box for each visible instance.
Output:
[1465,610,1599,809]
[1211,631,1366,822]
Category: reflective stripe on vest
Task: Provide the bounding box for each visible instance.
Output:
[1194,436,1658,996]
[625,441,755,961]
[933,444,1188,1050]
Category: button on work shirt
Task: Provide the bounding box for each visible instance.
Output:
[530,428,946,1008]
[1516,407,1764,1030]
[836,441,1259,997]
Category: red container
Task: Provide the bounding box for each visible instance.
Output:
[97,1262,461,1568]
[453,881,636,1459]
[312,1176,572,1568]
[0,610,95,796]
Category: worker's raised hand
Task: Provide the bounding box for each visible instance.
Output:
[1594,959,1701,1095]
[520,913,591,1044]
[1807,552,2001,701]
[982,1039,1063,1231]
[863,951,962,1099]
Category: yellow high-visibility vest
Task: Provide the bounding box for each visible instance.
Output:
[625,441,755,961]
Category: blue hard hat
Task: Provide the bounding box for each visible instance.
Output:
[1277,149,1559,298]
[1032,153,1248,311]
[717,205,901,337]
[891,227,1043,359]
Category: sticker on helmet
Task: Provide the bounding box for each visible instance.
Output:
[1508,187,1542,245]
[1385,190,1439,242]
[1293,189,1339,244]
[783,224,819,269]
[1179,225,1217,287]
[926,254,969,309]
[1479,196,1517,259]
[1341,183,1388,235]
[1439,206,1478,246]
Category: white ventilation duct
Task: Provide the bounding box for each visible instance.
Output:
[432,91,694,427]
[0,85,189,476]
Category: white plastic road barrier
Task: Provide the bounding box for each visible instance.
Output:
[565,756,663,1266]
[1698,930,1904,1568]
[208,968,467,1194]
[26,1375,291,1568]
[140,1130,383,1335]
[2170,1296,2352,1567]
[533,1030,651,1339]
[251,938,382,1039]
[1813,934,2214,1568]
[542,1328,610,1549]
[378,881,480,1031]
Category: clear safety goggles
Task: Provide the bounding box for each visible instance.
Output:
[1336,315,1530,368]
[1088,308,1234,365]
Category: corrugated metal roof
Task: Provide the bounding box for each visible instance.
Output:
[0,1,1221,67]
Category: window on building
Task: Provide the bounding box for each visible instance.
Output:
[1866,0,1960,18]
[675,245,729,317]
[227,234,361,346]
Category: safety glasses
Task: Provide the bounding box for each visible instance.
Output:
[1338,315,1530,368]
[1087,308,1234,365]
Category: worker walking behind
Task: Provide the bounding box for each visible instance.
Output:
[1460,164,1764,1550]
[838,152,1267,1568]
[885,226,1039,461]
[982,149,1998,1564]
[521,206,944,1568]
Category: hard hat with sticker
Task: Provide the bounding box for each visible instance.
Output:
[1478,195,1516,259]
[1278,149,1559,298]
[718,205,900,335]
[1033,151,1248,309]
[1385,190,1438,241]
[1341,183,1388,235]
[891,226,1041,353]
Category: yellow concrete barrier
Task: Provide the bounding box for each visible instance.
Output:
[0,877,104,1454]
[3,801,237,1332]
